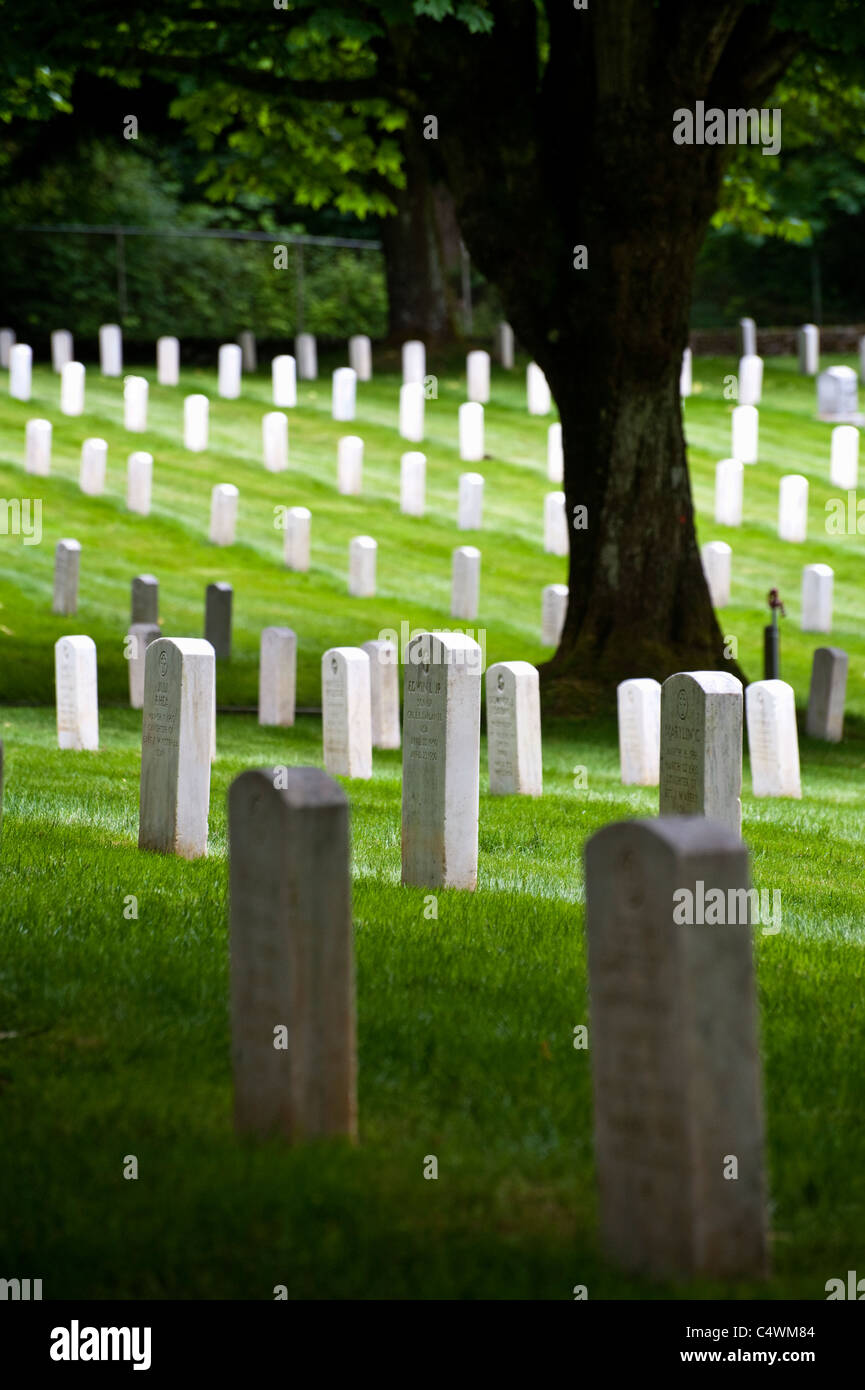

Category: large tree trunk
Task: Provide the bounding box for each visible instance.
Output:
[406,0,800,707]
[379,123,461,344]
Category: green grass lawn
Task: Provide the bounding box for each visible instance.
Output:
[1,351,865,1299]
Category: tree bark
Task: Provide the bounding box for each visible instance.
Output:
[379,123,461,344]
[404,0,801,707]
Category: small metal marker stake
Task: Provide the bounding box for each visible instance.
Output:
[763,588,785,680]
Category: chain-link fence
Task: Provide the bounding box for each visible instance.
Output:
[0,224,388,343]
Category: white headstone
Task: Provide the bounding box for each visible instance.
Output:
[496,322,514,369]
[801,562,833,633]
[830,424,859,488]
[452,545,480,621]
[184,394,209,451]
[807,647,847,743]
[739,317,757,356]
[55,635,98,751]
[659,671,743,837]
[127,622,161,710]
[798,323,819,375]
[544,490,568,556]
[0,328,15,367]
[99,323,122,376]
[527,362,551,415]
[218,343,242,399]
[210,483,239,546]
[139,637,215,858]
[402,340,425,384]
[818,365,857,419]
[362,639,401,750]
[25,418,51,476]
[617,678,662,786]
[400,451,426,516]
[714,458,743,527]
[547,422,563,483]
[738,354,763,407]
[51,329,73,372]
[52,539,81,616]
[337,435,363,495]
[466,350,490,404]
[332,367,357,422]
[239,330,256,372]
[401,631,482,890]
[9,344,32,401]
[259,626,297,727]
[80,437,107,496]
[459,402,484,462]
[123,375,148,431]
[348,334,372,381]
[485,661,542,796]
[399,382,424,442]
[731,404,758,463]
[348,535,376,597]
[322,647,372,779]
[295,332,317,380]
[60,360,85,416]
[262,411,289,472]
[127,451,153,516]
[701,540,732,608]
[746,680,802,798]
[457,471,484,530]
[272,354,297,407]
[283,506,311,572]
[680,347,693,398]
[541,583,568,646]
[157,336,180,386]
[778,474,808,542]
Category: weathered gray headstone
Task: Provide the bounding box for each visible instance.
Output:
[401,631,481,890]
[228,766,356,1141]
[55,635,99,751]
[52,539,81,616]
[739,317,756,356]
[496,321,514,369]
[239,330,256,373]
[659,671,743,837]
[126,622,161,710]
[259,626,297,727]
[131,574,159,625]
[204,582,233,660]
[295,332,317,380]
[617,677,661,786]
[806,647,847,743]
[745,680,802,798]
[321,647,372,779]
[485,661,542,796]
[362,638,401,750]
[138,637,215,858]
[585,816,769,1279]
[0,328,14,368]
